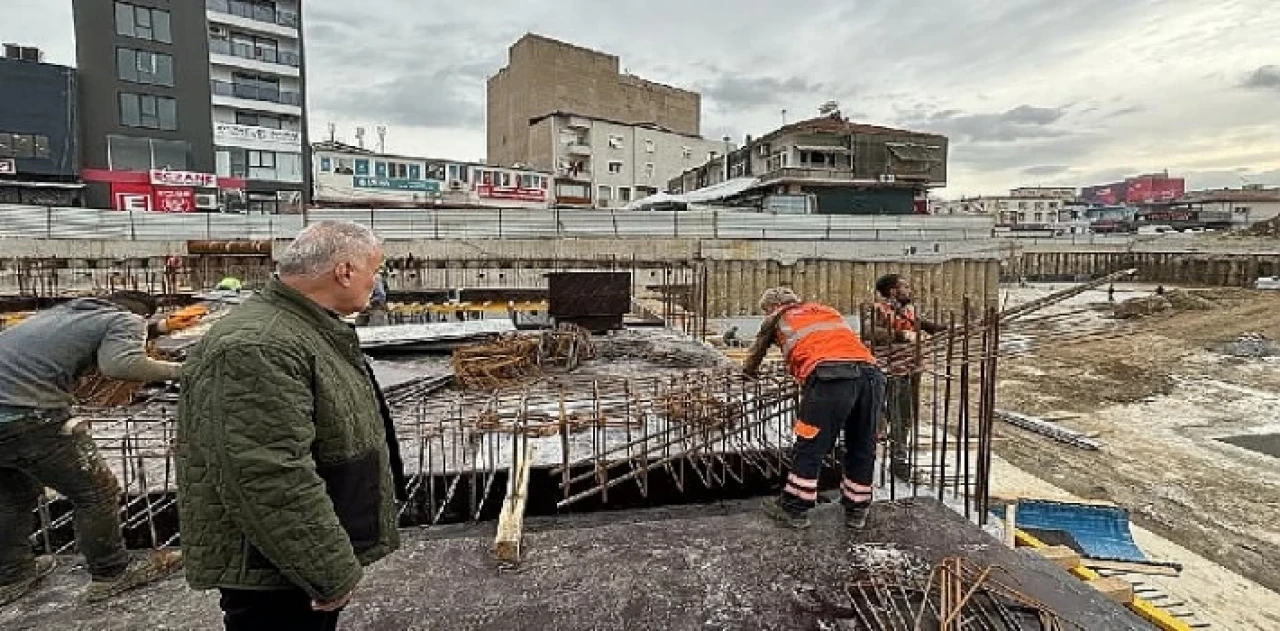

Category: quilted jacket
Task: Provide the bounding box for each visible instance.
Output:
[176,278,405,600]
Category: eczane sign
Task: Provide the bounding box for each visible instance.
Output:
[149,170,218,187]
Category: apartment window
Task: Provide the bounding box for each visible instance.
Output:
[234,112,290,129]
[388,162,408,178]
[681,146,692,159]
[608,135,624,149]
[320,157,332,172]
[0,133,52,159]
[644,163,655,179]
[116,48,173,86]
[354,159,369,175]
[644,139,655,153]
[607,161,623,174]
[500,172,511,187]
[119,93,177,131]
[374,161,387,177]
[408,164,421,180]
[1018,201,1028,209]
[556,182,589,200]
[618,187,632,203]
[249,150,275,168]
[597,185,612,202]
[115,2,171,44]
[425,162,446,180]
[334,158,354,175]
[108,135,191,171]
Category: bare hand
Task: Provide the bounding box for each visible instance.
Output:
[312,587,355,612]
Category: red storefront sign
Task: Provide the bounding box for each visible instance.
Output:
[153,186,196,212]
[111,182,154,212]
[149,169,218,187]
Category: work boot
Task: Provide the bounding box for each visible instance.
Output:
[0,556,57,606]
[84,550,182,603]
[761,498,811,530]
[845,502,872,529]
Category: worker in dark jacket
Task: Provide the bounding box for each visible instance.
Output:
[868,274,948,481]
[0,292,193,605]
[743,288,885,530]
[178,220,405,630]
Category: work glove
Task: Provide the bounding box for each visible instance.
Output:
[156,305,209,333]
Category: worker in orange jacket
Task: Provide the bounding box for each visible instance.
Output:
[743,287,886,529]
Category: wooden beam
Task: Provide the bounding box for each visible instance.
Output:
[493,442,535,563]
[1003,501,1018,548]
[1035,545,1082,570]
[1090,576,1136,604]
[1083,558,1182,577]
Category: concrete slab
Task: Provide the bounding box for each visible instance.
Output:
[1,498,1148,630]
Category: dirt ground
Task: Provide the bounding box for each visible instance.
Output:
[995,284,1280,598]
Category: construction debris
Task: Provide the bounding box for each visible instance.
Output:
[1112,295,1172,319]
[995,410,1103,450]
[451,325,596,390]
[1214,332,1279,358]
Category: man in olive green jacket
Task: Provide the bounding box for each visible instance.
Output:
[177,221,405,630]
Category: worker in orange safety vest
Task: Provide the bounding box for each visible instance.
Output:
[742,287,886,529]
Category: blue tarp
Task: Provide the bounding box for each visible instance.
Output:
[995,499,1149,563]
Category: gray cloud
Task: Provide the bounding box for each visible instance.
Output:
[696,75,828,110]
[1242,65,1280,90]
[1023,165,1072,177]
[900,105,1069,142]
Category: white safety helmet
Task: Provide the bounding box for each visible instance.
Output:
[759,287,801,313]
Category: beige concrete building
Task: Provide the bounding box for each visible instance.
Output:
[530,111,729,208]
[486,34,702,179]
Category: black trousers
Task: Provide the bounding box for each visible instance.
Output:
[220,588,342,631]
[780,362,886,514]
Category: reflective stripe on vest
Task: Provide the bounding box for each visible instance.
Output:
[780,320,855,357]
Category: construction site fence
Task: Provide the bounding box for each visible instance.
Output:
[0,203,1008,242]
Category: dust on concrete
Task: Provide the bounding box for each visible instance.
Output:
[996,284,1280,595]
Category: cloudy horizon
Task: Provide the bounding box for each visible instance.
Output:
[7,0,1279,197]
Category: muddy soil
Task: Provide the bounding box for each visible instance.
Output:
[996,286,1280,594]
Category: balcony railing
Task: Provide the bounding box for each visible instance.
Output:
[210,80,302,106]
[208,39,301,67]
[759,167,860,182]
[206,0,300,29]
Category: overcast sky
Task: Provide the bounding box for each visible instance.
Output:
[7,0,1280,196]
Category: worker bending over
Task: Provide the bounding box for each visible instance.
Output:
[0,291,199,605]
[742,288,885,529]
[869,274,948,481]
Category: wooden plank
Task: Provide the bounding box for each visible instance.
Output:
[1003,501,1018,548]
[1035,545,1082,570]
[1090,576,1136,604]
[493,442,535,563]
[1083,558,1182,577]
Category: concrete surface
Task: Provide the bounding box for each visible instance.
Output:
[1,498,1147,630]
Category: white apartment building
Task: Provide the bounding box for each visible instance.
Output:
[528,112,729,208]
[206,0,308,213]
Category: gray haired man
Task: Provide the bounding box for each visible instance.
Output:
[178,220,406,630]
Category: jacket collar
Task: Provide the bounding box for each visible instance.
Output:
[260,277,352,336]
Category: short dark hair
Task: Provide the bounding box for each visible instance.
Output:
[106,290,158,317]
[875,274,903,298]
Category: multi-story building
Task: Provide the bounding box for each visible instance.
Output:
[0,45,83,206]
[311,141,552,210]
[529,111,728,208]
[668,113,948,215]
[1180,186,1280,229]
[940,192,1075,225]
[486,34,705,207]
[72,0,308,213]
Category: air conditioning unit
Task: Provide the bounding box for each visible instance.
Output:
[449,180,463,190]
[879,174,897,183]
[195,193,219,209]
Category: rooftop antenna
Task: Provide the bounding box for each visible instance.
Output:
[327,122,336,143]
[781,108,787,126]
[354,126,366,149]
[376,125,387,153]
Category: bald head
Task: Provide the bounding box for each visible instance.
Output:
[278,220,384,315]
